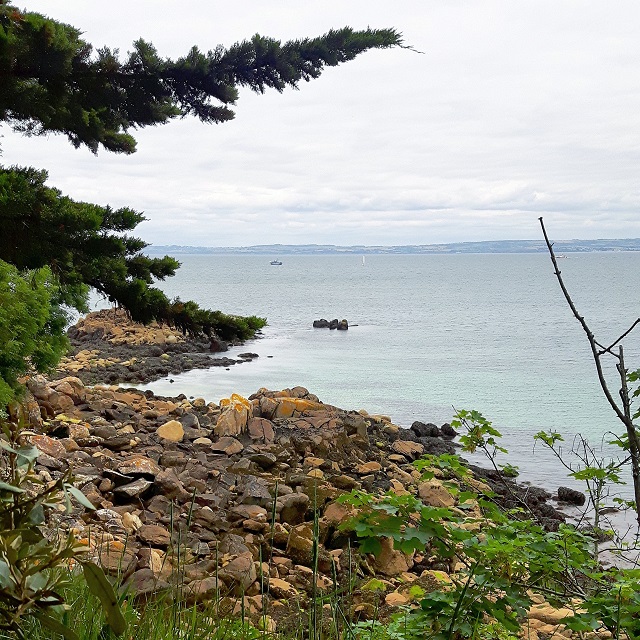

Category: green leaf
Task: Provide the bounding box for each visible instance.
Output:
[0,481,26,494]
[360,538,382,556]
[82,562,126,636]
[37,613,80,640]
[15,445,40,463]
[0,440,18,455]
[0,559,13,588]
[64,484,96,511]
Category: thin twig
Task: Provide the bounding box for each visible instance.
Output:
[599,318,640,356]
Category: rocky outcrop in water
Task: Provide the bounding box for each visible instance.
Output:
[313,318,348,330]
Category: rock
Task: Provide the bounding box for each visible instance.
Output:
[185,577,220,603]
[97,540,137,576]
[391,440,425,460]
[385,592,409,606]
[153,469,189,500]
[126,568,169,597]
[113,478,153,500]
[557,486,586,506]
[122,512,143,532]
[278,493,310,525]
[215,394,251,436]
[239,475,272,507]
[248,452,277,469]
[374,537,412,577]
[440,422,457,438]
[156,420,184,442]
[103,435,134,452]
[247,417,275,443]
[219,552,257,593]
[411,421,440,438]
[209,337,229,353]
[418,479,455,507]
[229,504,268,522]
[321,501,355,527]
[268,577,298,598]
[528,604,576,625]
[333,475,359,490]
[180,412,200,429]
[138,524,171,548]
[211,436,243,456]
[286,523,314,565]
[27,434,66,459]
[356,461,381,474]
[26,375,52,400]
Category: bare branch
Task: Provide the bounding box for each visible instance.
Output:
[538,217,626,424]
[599,318,640,356]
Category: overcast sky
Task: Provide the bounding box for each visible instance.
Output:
[3,1,640,246]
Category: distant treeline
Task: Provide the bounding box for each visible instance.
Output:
[147,239,640,256]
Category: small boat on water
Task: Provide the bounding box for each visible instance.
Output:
[270,259,283,265]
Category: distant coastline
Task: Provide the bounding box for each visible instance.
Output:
[147,238,640,256]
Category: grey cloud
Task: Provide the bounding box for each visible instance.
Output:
[4,1,640,245]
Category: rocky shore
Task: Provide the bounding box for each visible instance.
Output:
[6,312,609,637]
[55,310,260,387]
[15,362,591,638]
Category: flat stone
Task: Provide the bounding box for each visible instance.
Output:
[211,436,243,455]
[356,461,382,474]
[268,577,298,598]
[103,435,134,451]
[27,434,66,459]
[229,504,268,522]
[117,456,161,478]
[138,524,171,547]
[248,452,277,469]
[391,440,425,459]
[113,478,152,499]
[332,475,360,490]
[385,592,409,606]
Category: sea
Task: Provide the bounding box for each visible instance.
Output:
[119,252,640,511]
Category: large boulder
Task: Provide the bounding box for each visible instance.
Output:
[215,394,251,436]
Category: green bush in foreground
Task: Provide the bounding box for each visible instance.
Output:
[0,413,124,639]
[0,261,68,407]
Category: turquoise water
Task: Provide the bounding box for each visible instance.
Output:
[130,252,640,494]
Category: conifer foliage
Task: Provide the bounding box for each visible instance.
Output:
[0,2,401,154]
[0,2,401,403]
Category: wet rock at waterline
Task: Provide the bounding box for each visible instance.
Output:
[313,318,348,330]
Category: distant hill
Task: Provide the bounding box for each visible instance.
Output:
[147,238,640,255]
